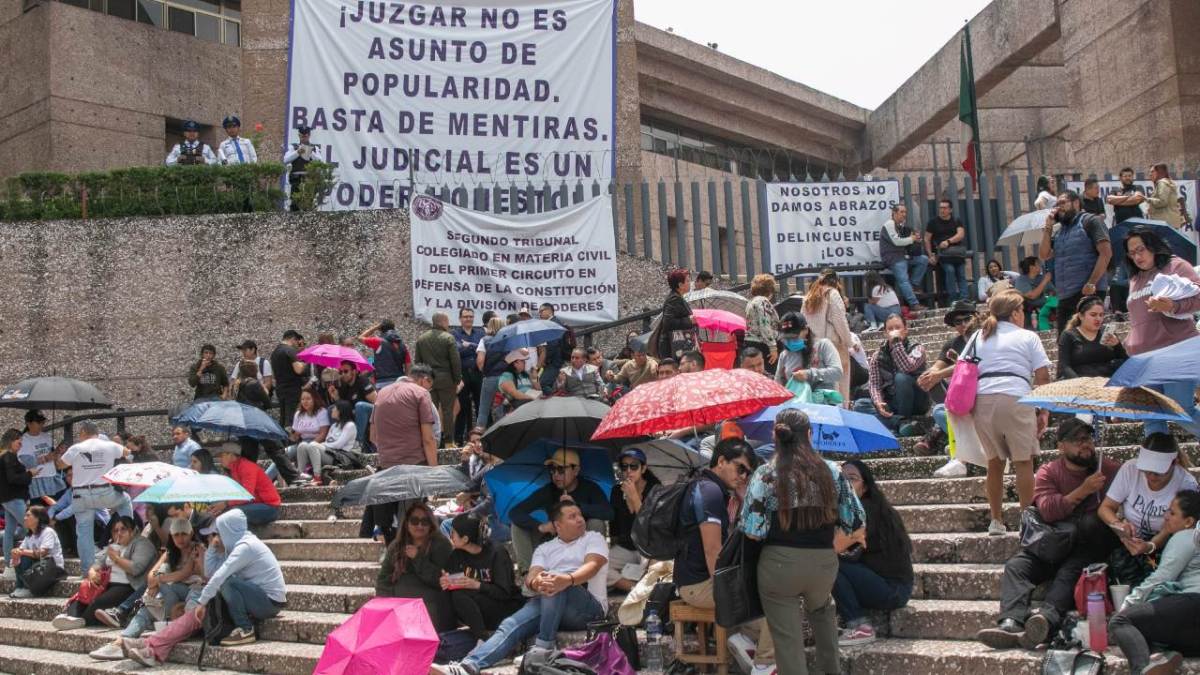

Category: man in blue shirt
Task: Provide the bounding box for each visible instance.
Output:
[170,426,201,469]
[450,308,485,445]
[1039,190,1112,333]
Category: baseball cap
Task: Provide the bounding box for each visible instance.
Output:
[618,448,647,464]
[222,115,241,128]
[297,125,312,135]
[167,518,193,535]
[24,410,46,423]
[544,448,581,467]
[198,516,218,537]
[182,120,199,132]
[215,441,241,457]
[505,348,530,364]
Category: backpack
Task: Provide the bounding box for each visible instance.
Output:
[518,651,597,675]
[631,479,697,560]
[198,594,236,670]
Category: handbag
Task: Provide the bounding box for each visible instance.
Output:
[1073,563,1113,616]
[1041,648,1105,675]
[944,333,981,416]
[784,378,813,402]
[940,244,968,260]
[713,530,763,628]
[1019,506,1077,564]
[19,558,65,596]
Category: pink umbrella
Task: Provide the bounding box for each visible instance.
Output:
[297,344,373,372]
[313,598,439,675]
[692,308,747,335]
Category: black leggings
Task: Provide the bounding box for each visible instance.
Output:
[67,582,134,625]
[1110,593,1200,672]
[450,589,523,639]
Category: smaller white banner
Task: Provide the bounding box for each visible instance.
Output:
[1065,179,1197,244]
[409,194,618,324]
[765,181,901,272]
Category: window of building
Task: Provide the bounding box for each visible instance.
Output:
[136,0,163,27]
[107,0,134,20]
[53,0,240,46]
[640,116,827,182]
[167,5,193,34]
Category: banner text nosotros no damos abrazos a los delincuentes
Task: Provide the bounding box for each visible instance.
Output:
[766,181,901,273]
[286,0,616,211]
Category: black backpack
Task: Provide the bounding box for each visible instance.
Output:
[631,479,696,560]
[198,594,236,670]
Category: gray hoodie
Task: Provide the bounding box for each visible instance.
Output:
[198,509,287,605]
[774,337,844,392]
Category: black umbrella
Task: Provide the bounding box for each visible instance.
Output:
[0,376,111,411]
[481,397,632,460]
[624,438,708,485]
[332,464,471,508]
[774,294,805,318]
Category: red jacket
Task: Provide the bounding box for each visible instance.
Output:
[227,457,281,507]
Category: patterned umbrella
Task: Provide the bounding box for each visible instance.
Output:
[298,344,373,372]
[104,462,195,488]
[684,288,748,317]
[1018,377,1192,422]
[133,473,254,504]
[592,369,793,440]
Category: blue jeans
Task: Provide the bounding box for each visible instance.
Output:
[889,257,928,307]
[13,556,33,590]
[864,303,901,326]
[932,403,948,434]
[465,585,604,669]
[1144,381,1200,439]
[832,560,913,625]
[941,260,968,301]
[124,583,202,637]
[233,503,279,526]
[476,376,501,428]
[852,374,928,430]
[354,401,374,448]
[73,485,133,570]
[3,498,25,562]
[220,576,284,630]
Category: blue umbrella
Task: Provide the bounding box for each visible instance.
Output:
[171,400,287,441]
[485,440,615,525]
[736,400,898,454]
[1108,335,1200,388]
[485,320,567,353]
[1110,218,1197,265]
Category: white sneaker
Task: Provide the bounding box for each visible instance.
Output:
[9,588,33,599]
[88,641,125,661]
[751,664,778,675]
[933,458,968,477]
[727,632,756,673]
[988,519,1007,536]
[51,614,85,631]
[0,567,15,581]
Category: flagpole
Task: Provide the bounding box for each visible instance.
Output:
[963,21,983,184]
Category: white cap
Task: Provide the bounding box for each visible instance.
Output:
[1135,446,1176,475]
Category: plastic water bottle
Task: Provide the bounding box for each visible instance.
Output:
[644,610,664,672]
[1086,592,1108,652]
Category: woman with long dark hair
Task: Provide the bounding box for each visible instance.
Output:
[1,428,33,580]
[189,448,216,475]
[1057,295,1127,379]
[833,460,913,646]
[8,505,63,598]
[862,270,901,330]
[657,269,696,360]
[802,270,853,404]
[1122,224,1200,439]
[376,502,454,632]
[1034,175,1057,210]
[739,409,865,675]
[440,513,522,640]
[51,515,156,630]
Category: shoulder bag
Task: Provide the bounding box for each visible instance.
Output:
[20,558,65,596]
[713,530,763,628]
[1042,648,1105,675]
[944,333,981,416]
[1019,506,1077,564]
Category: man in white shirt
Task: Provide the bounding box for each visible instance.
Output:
[217,116,258,165]
[165,120,217,166]
[433,500,608,675]
[55,421,132,570]
[230,339,274,396]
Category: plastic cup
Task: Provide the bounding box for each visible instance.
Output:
[1111,584,1131,608]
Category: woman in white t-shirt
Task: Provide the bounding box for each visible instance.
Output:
[964,291,1051,536]
[1098,434,1199,587]
[863,270,902,331]
[295,400,357,485]
[1033,175,1057,210]
[20,411,65,500]
[9,505,64,598]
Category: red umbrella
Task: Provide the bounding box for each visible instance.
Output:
[592,369,792,440]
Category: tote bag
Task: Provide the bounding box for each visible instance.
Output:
[944,333,981,416]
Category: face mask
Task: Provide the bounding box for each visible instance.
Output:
[785,339,806,352]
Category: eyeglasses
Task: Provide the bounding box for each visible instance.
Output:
[548,464,579,475]
[618,463,642,472]
[408,517,433,527]
[734,463,752,477]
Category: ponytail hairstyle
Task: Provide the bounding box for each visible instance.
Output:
[1065,295,1104,332]
[981,290,1024,341]
[771,409,837,531]
[803,269,842,314]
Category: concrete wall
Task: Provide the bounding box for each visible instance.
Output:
[0,209,670,431]
[0,3,52,177]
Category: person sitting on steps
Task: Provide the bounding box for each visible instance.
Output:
[855,314,928,437]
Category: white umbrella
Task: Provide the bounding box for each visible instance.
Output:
[133,473,253,504]
[997,209,1053,248]
[104,462,196,488]
[683,288,748,317]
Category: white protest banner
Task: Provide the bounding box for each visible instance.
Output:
[765,181,901,273]
[1065,179,1197,244]
[286,0,616,211]
[409,194,617,324]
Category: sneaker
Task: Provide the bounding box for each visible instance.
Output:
[121,639,159,667]
[51,614,85,631]
[976,618,1023,649]
[838,623,877,647]
[1019,613,1051,649]
[0,567,15,581]
[9,588,33,599]
[934,458,968,478]
[1142,651,1183,675]
[298,472,313,482]
[430,664,479,675]
[220,626,257,646]
[94,607,125,628]
[751,664,778,675]
[88,641,125,661]
[988,519,1007,536]
[727,632,756,672]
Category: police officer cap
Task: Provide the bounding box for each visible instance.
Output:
[182,120,199,132]
[297,125,312,135]
[222,115,241,128]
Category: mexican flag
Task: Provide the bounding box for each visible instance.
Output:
[958,26,981,188]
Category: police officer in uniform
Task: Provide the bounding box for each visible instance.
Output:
[283,125,315,210]
[165,120,217,166]
[217,115,258,165]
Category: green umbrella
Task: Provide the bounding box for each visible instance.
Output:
[134,473,253,504]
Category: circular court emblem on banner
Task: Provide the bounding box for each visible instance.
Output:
[411,195,443,221]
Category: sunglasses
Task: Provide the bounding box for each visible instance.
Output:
[339,369,354,375]
[951,317,971,326]
[618,462,642,472]
[548,464,579,475]
[408,517,433,527]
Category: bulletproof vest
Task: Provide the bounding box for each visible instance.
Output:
[289,146,313,184]
[179,141,205,166]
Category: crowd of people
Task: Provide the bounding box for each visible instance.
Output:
[1,173,1199,673]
